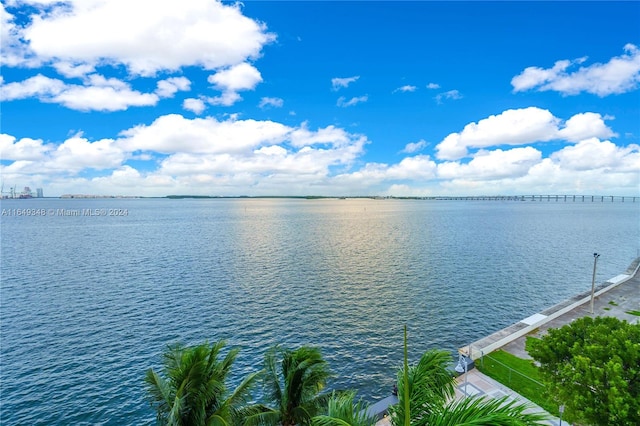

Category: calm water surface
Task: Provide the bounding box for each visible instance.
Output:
[1,198,638,425]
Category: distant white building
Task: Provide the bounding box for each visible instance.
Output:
[36,188,44,198]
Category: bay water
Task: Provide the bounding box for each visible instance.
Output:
[1,198,638,425]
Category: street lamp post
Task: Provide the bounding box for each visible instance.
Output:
[455,353,468,395]
[590,253,600,314]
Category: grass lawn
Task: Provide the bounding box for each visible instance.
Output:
[476,349,558,416]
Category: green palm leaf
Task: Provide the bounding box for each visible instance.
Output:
[389,347,457,425]
[256,345,333,426]
[311,390,377,426]
[425,396,548,426]
[145,340,261,426]
[388,327,550,426]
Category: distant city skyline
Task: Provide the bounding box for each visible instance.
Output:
[1,1,639,197]
[0,184,42,199]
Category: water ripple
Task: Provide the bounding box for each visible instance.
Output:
[1,198,638,425]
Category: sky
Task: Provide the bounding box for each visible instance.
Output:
[1,0,639,197]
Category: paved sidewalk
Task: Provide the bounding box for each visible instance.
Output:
[464,257,640,360]
[375,259,639,426]
[454,369,568,426]
[502,263,640,360]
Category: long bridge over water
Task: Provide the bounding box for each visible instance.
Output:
[416,195,637,202]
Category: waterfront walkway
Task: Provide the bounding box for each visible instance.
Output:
[375,258,640,426]
[462,257,640,361]
[453,370,568,426]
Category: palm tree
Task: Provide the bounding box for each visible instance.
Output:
[246,345,332,426]
[311,391,377,426]
[414,396,550,426]
[388,326,549,426]
[145,340,262,426]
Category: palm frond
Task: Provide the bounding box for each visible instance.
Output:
[242,407,281,426]
[386,329,548,426]
[145,368,172,405]
[311,390,377,426]
[146,340,264,426]
[425,396,550,426]
[390,347,456,425]
[259,345,333,425]
[263,345,285,411]
[205,413,229,426]
[413,350,456,403]
[230,369,263,405]
[167,393,187,426]
[311,416,354,426]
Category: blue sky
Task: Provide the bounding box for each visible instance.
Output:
[1,1,639,197]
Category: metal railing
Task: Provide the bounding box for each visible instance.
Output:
[478,353,545,390]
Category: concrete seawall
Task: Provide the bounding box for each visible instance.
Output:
[461,257,640,360]
[371,258,640,422]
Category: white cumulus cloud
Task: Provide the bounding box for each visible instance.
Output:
[0,74,66,99]
[401,140,427,154]
[289,123,352,148]
[51,135,126,172]
[1,1,275,111]
[550,138,639,172]
[394,85,417,93]
[1,133,125,175]
[118,114,289,155]
[0,73,160,111]
[434,89,463,104]
[331,76,359,91]
[337,95,368,107]
[386,155,437,180]
[337,155,437,186]
[435,107,616,160]
[512,44,640,96]
[55,85,158,111]
[259,97,284,109]
[557,112,617,142]
[183,98,207,114]
[8,0,275,77]
[207,63,263,106]
[155,77,191,98]
[437,147,542,180]
[1,3,33,68]
[208,63,262,92]
[0,134,52,161]
[1,114,374,196]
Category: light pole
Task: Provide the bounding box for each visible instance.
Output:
[590,253,600,314]
[455,353,468,395]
